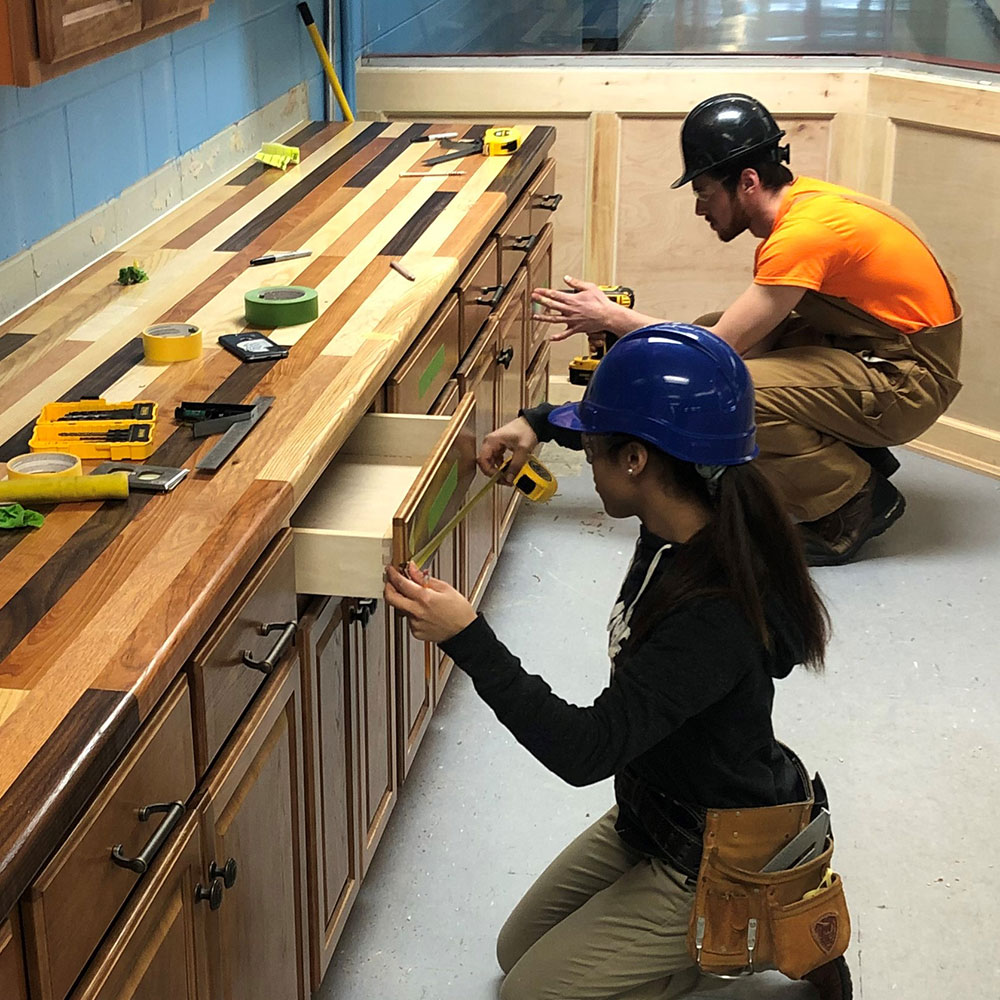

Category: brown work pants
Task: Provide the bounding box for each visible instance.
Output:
[696,299,962,522]
[496,808,727,1000]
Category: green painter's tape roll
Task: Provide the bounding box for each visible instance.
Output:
[245,286,319,327]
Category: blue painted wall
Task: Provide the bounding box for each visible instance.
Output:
[0,0,326,264]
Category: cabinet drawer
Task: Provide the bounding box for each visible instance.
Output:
[22,677,196,1000]
[188,530,298,775]
[385,294,460,415]
[0,913,29,1000]
[525,223,554,366]
[498,160,558,288]
[457,241,501,356]
[527,159,561,233]
[292,394,477,599]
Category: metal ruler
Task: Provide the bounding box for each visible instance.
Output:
[196,396,274,472]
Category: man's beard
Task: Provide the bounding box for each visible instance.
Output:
[714,202,751,243]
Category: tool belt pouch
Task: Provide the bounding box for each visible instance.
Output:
[687,805,851,979]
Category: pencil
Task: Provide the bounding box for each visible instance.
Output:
[399,171,466,178]
[390,260,416,281]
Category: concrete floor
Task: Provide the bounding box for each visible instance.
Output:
[316,443,1000,999]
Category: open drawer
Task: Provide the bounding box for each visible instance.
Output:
[291,394,477,598]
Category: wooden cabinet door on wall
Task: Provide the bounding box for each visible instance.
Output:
[0,913,29,1000]
[33,0,141,63]
[299,596,361,990]
[67,813,210,1000]
[198,653,309,1000]
[348,598,397,874]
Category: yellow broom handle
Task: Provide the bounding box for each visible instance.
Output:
[296,2,354,123]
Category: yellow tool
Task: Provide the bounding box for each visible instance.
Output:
[802,868,835,901]
[422,127,523,167]
[297,2,354,123]
[0,472,129,505]
[410,456,556,569]
[29,398,158,461]
[255,142,300,171]
[568,285,636,387]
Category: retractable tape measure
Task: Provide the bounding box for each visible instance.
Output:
[410,455,556,569]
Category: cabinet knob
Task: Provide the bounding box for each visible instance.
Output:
[242,621,297,674]
[497,347,515,370]
[349,598,378,627]
[210,857,238,889]
[195,879,224,910]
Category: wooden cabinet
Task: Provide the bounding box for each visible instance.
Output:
[66,813,210,1000]
[496,271,528,547]
[298,597,361,989]
[197,651,309,1000]
[1,0,209,86]
[0,913,29,1000]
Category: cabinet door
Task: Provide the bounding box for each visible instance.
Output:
[497,270,527,547]
[0,913,29,1000]
[457,320,500,608]
[348,599,397,874]
[396,609,431,781]
[525,223,554,375]
[199,653,308,1000]
[143,0,205,27]
[34,0,141,63]
[299,597,361,989]
[68,813,209,1000]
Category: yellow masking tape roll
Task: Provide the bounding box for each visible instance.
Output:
[142,323,203,363]
[6,452,83,479]
[0,472,129,505]
[245,286,319,328]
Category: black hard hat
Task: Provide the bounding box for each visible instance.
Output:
[672,93,789,189]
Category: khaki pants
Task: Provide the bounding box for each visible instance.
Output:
[496,808,727,1000]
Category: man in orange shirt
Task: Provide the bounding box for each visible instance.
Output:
[510,93,962,566]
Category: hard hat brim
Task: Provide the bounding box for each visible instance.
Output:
[548,402,586,432]
[670,131,788,189]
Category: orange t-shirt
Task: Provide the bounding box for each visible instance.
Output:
[754,176,956,334]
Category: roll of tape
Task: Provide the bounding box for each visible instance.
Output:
[6,452,83,479]
[142,323,203,363]
[245,286,319,328]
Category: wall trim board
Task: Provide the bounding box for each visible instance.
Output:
[0,84,313,326]
[867,69,1000,138]
[584,113,621,283]
[910,415,1000,480]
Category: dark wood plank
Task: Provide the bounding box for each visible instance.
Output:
[0,334,33,363]
[226,123,334,186]
[487,125,556,195]
[379,191,457,256]
[0,689,140,919]
[215,123,391,252]
[343,123,429,188]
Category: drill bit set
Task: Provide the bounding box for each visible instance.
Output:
[29,397,158,460]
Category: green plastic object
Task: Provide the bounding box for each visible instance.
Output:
[244,286,319,327]
[118,264,149,285]
[0,503,44,529]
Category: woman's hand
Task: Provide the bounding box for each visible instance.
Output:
[478,417,538,481]
[531,275,618,340]
[384,563,477,643]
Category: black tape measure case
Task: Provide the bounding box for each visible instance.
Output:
[218,332,289,362]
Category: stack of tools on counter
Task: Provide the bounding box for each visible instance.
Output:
[29,398,157,460]
[422,127,522,167]
[568,285,636,386]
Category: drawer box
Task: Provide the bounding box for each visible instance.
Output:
[385,294,460,415]
[292,395,477,599]
[187,530,297,775]
[22,677,196,1000]
[457,241,501,356]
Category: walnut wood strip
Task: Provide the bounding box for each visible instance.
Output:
[0,334,32,363]
[487,125,554,195]
[215,123,391,252]
[344,123,429,188]
[0,689,139,920]
[379,191,458,257]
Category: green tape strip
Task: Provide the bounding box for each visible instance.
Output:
[426,461,459,539]
[418,344,447,400]
[244,286,319,327]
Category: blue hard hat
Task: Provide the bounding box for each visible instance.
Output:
[548,323,758,465]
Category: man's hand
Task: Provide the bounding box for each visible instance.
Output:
[384,563,476,643]
[479,416,538,481]
[531,275,619,340]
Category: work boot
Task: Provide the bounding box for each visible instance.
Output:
[802,956,853,999]
[798,470,906,567]
[849,444,900,480]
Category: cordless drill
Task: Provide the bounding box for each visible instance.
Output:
[567,285,635,386]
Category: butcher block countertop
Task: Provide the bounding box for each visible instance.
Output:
[0,119,555,918]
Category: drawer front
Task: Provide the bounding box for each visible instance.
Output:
[189,530,298,774]
[525,341,551,413]
[527,159,560,234]
[525,223,554,367]
[293,396,478,599]
[385,295,460,415]
[457,241,501,356]
[0,914,29,1000]
[23,677,196,1000]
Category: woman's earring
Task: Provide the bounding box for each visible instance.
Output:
[628,468,635,476]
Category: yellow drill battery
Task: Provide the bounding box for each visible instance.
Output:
[568,285,636,386]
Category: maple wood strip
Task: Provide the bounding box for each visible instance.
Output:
[0,340,89,433]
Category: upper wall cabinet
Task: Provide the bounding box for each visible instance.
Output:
[0,0,209,86]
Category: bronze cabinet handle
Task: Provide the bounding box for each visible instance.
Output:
[497,347,514,369]
[195,879,224,910]
[506,233,539,254]
[110,801,185,874]
[210,857,238,889]
[349,598,378,627]
[535,193,563,211]
[242,621,297,674]
[474,284,505,308]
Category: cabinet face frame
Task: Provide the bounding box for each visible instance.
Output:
[0,912,29,1000]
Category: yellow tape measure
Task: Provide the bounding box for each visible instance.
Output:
[410,455,556,569]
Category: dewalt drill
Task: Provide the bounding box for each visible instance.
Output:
[567,285,635,386]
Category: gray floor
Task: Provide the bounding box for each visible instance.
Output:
[316,444,1000,999]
